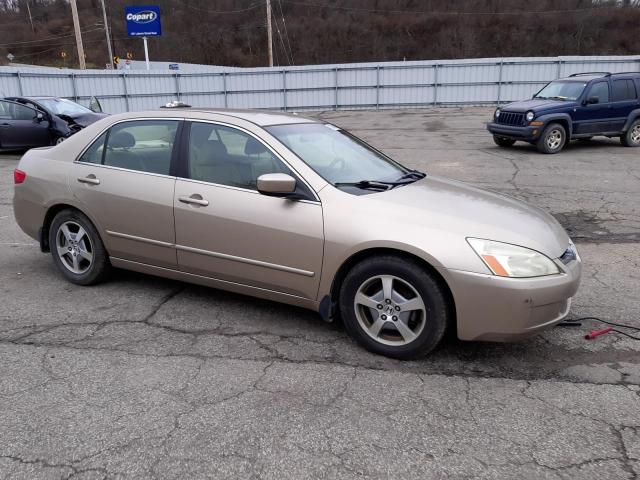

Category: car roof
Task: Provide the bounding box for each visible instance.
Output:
[150,108,320,126]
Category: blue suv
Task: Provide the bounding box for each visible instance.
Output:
[487,72,640,154]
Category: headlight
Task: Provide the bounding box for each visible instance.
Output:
[467,238,560,278]
[525,111,535,122]
[495,108,501,119]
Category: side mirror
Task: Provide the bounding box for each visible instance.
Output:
[89,96,103,113]
[35,112,44,122]
[257,173,297,197]
[585,96,599,105]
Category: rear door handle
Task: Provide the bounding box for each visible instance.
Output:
[178,195,209,207]
[77,175,100,185]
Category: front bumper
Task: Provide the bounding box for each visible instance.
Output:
[487,122,542,141]
[440,256,582,342]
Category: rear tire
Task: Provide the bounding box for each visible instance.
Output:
[536,122,566,154]
[339,255,450,359]
[49,209,111,286]
[621,119,640,147]
[493,136,516,148]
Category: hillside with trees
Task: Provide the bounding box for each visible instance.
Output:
[1,0,639,69]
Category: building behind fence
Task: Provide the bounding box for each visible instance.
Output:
[1,55,639,114]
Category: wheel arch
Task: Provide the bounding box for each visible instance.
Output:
[40,203,102,253]
[537,114,572,138]
[327,247,457,329]
[622,109,640,132]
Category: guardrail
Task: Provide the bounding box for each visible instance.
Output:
[1,56,639,113]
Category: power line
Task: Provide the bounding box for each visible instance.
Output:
[276,0,294,65]
[167,0,264,14]
[0,27,104,48]
[281,0,609,16]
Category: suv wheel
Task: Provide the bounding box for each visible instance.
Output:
[339,255,450,359]
[621,120,640,147]
[49,209,111,285]
[536,123,566,154]
[493,136,516,148]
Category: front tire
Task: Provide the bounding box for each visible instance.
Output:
[339,255,450,359]
[536,123,566,154]
[49,209,111,285]
[621,119,640,147]
[493,136,516,148]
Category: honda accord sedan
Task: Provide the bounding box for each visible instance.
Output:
[13,109,582,358]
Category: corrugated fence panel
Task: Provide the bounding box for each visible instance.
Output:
[20,74,74,97]
[1,56,639,112]
[180,74,225,94]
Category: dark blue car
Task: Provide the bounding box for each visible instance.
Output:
[487,72,640,154]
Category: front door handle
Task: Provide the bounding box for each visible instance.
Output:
[77,175,100,185]
[178,194,209,207]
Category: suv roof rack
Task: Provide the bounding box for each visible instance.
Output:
[568,72,611,77]
[609,71,640,76]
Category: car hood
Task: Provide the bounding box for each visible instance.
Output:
[501,98,572,113]
[59,111,109,127]
[370,175,570,259]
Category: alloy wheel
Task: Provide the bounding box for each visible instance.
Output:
[353,274,427,346]
[631,124,640,144]
[55,221,93,274]
[546,129,563,151]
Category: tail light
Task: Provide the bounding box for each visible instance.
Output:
[14,169,26,184]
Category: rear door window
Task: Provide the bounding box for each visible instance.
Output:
[611,79,637,102]
[101,120,179,175]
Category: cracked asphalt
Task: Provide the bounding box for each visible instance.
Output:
[1,107,639,479]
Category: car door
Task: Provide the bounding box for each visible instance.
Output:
[173,121,324,300]
[610,78,638,132]
[0,100,51,148]
[573,81,613,134]
[71,119,180,269]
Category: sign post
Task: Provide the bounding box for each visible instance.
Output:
[124,5,162,70]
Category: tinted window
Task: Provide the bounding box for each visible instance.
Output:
[102,120,178,175]
[0,100,37,121]
[589,82,609,103]
[611,79,637,102]
[78,132,107,164]
[188,122,291,190]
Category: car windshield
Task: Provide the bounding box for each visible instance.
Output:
[37,98,92,116]
[265,123,410,187]
[534,81,587,101]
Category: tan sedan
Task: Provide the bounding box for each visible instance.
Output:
[13,109,582,358]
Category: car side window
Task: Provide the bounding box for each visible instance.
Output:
[588,82,609,103]
[0,100,37,121]
[611,79,636,102]
[102,120,178,175]
[78,132,108,164]
[188,122,291,190]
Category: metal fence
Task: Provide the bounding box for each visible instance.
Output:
[1,56,639,113]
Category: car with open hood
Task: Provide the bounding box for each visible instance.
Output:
[13,108,581,358]
[487,72,640,153]
[1,96,107,149]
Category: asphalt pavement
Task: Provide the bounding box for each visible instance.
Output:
[0,107,639,479]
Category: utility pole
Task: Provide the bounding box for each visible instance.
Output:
[266,0,273,67]
[70,0,86,69]
[99,0,114,69]
[25,0,35,33]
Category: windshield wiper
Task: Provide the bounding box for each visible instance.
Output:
[547,96,567,100]
[333,180,409,191]
[396,169,426,182]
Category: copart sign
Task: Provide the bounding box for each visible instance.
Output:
[125,5,162,37]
